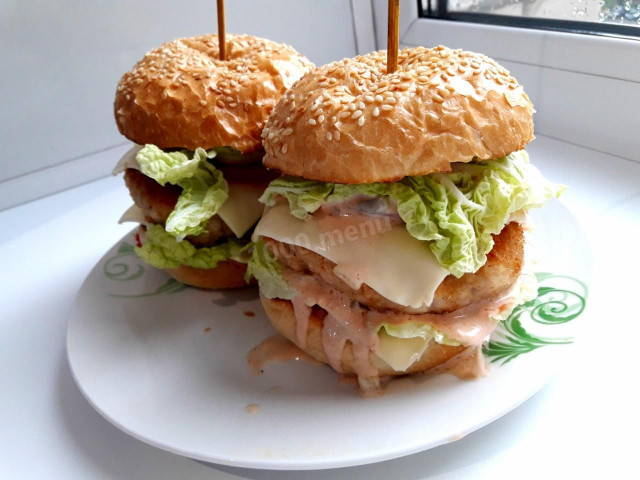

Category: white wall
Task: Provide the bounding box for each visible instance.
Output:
[0,0,360,208]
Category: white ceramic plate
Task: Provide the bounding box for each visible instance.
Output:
[67,201,590,470]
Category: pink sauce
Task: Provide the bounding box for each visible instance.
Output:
[283,272,521,392]
[366,285,521,346]
[314,212,394,243]
[287,274,380,379]
[247,335,318,375]
[428,345,488,380]
[291,295,312,348]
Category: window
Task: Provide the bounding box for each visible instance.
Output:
[419,0,640,37]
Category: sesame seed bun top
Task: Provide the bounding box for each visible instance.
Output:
[261,46,534,184]
[114,34,314,153]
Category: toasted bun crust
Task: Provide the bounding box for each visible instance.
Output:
[115,34,314,153]
[262,46,534,183]
[166,259,252,289]
[260,295,466,376]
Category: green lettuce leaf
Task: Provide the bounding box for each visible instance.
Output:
[135,144,206,185]
[135,224,251,270]
[135,145,229,241]
[373,322,460,372]
[376,322,459,346]
[259,150,564,277]
[165,167,228,241]
[245,239,296,299]
[259,177,334,219]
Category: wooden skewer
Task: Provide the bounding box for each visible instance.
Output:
[217,0,226,60]
[387,0,399,74]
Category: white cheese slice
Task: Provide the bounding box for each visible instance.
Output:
[377,330,432,372]
[112,144,142,175]
[253,202,449,309]
[217,182,265,238]
[118,204,147,224]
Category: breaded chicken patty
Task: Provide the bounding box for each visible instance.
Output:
[264,221,524,314]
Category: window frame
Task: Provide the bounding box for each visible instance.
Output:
[418,0,640,39]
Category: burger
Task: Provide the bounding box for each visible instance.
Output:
[112,34,313,288]
[248,46,563,392]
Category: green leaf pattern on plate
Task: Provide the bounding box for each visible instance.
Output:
[104,243,145,281]
[103,242,189,297]
[484,272,588,365]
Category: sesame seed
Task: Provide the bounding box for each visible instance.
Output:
[283,127,293,136]
[281,144,288,153]
[352,110,363,119]
[380,104,393,111]
[225,96,233,102]
[223,88,231,95]
[229,102,237,107]
[375,95,383,103]
[365,95,374,102]
[200,99,207,106]
[318,115,325,123]
[383,97,397,104]
[433,95,444,103]
[339,111,350,118]
[373,107,380,117]
[357,116,365,126]
[358,101,365,109]
[334,130,341,141]
[348,103,356,111]
[308,118,317,125]
[327,132,333,141]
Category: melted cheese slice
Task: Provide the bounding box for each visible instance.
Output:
[377,331,432,372]
[118,204,147,224]
[112,144,142,175]
[253,202,449,309]
[217,182,265,238]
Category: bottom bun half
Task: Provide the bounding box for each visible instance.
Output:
[260,294,466,377]
[166,259,252,289]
